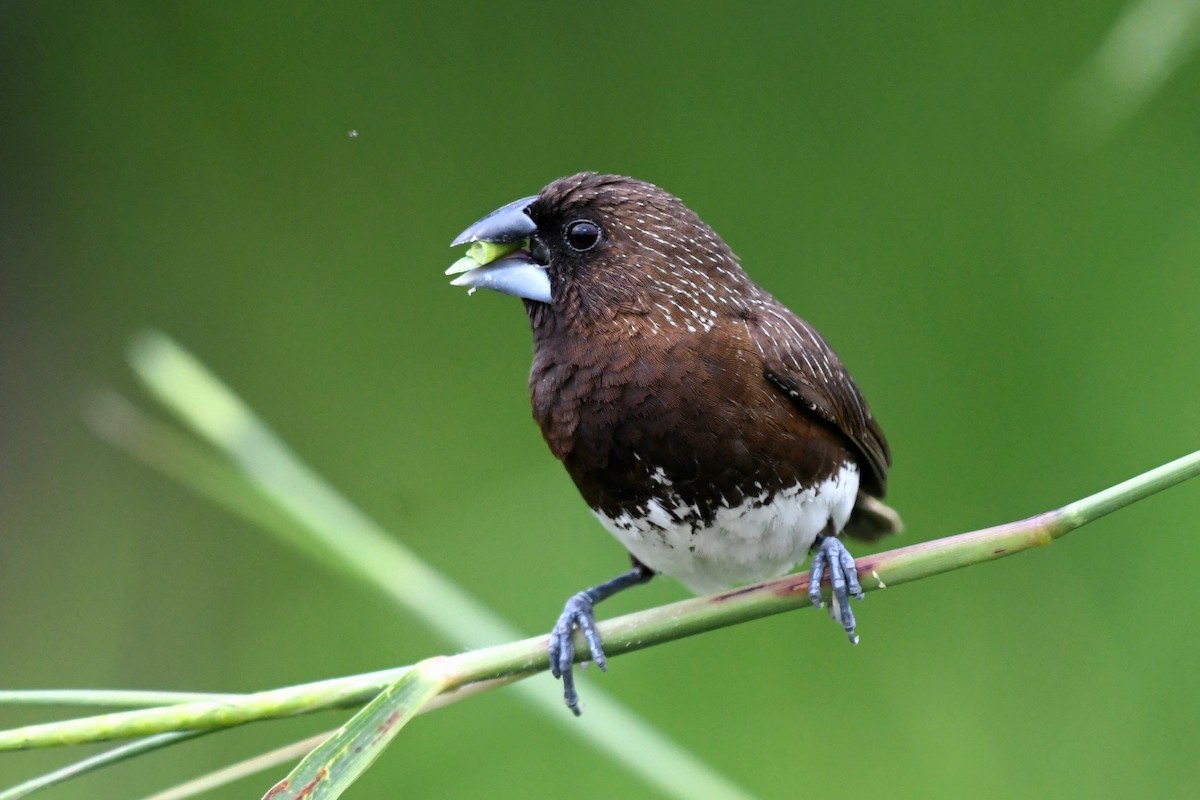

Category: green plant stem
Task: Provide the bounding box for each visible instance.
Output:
[0,669,409,749]
[4,446,1198,753]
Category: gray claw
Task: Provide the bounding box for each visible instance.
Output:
[545,565,653,716]
[548,592,608,716]
[809,536,863,644]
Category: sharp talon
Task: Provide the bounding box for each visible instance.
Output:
[561,667,582,716]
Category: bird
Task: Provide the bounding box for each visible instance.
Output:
[447,173,901,715]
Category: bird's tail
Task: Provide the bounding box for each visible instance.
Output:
[844,492,903,542]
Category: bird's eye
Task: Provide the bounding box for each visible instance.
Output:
[565,220,601,251]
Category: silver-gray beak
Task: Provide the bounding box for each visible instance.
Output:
[448,194,550,303]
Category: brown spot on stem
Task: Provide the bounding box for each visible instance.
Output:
[711,585,760,602]
[993,548,1006,555]
[775,576,810,596]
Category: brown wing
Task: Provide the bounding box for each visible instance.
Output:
[750,295,891,499]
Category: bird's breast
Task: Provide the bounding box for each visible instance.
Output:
[528,313,864,591]
[594,461,860,594]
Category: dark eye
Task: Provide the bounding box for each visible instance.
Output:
[565,219,601,251]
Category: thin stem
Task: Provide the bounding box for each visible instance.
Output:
[4,446,1198,753]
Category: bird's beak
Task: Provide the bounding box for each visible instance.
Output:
[447,194,551,304]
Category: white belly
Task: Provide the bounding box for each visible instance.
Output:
[595,462,860,595]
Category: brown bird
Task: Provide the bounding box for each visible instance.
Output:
[449,173,900,715]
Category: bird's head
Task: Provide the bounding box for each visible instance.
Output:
[448,173,752,328]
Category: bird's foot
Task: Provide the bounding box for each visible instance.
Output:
[546,564,653,715]
[548,591,608,716]
[808,535,864,644]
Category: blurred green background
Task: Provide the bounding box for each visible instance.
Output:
[3,2,1200,797]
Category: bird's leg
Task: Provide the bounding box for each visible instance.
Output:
[549,560,654,716]
[808,533,864,644]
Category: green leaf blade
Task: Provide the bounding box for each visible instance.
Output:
[261,661,450,800]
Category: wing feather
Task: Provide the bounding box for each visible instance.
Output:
[752,297,891,498]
